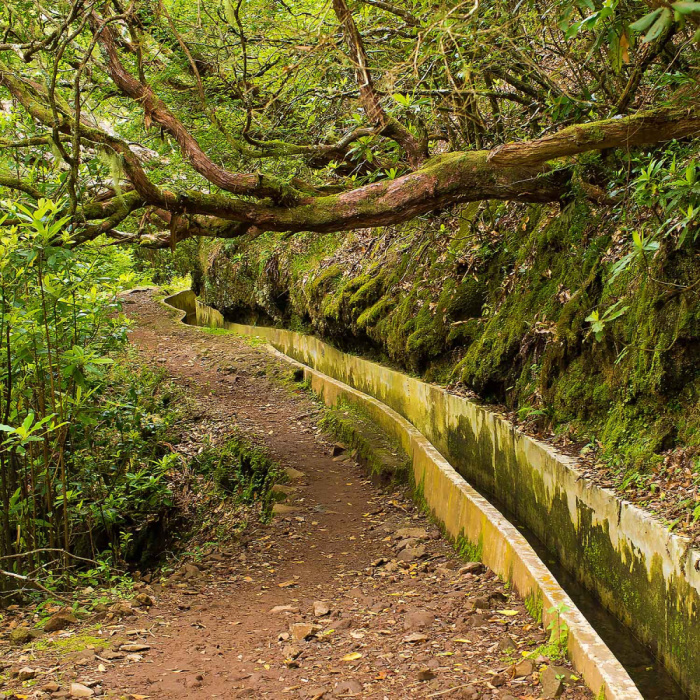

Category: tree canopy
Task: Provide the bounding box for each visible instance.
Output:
[0,0,698,247]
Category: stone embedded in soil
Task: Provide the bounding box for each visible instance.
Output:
[17,667,37,681]
[469,613,489,627]
[471,596,491,610]
[185,673,204,689]
[334,679,362,695]
[69,682,94,697]
[547,664,576,685]
[282,644,302,660]
[397,545,426,562]
[9,627,33,645]
[513,657,535,677]
[133,592,155,607]
[270,604,298,614]
[403,632,428,643]
[272,503,298,515]
[497,636,517,652]
[43,611,78,632]
[101,650,125,660]
[43,682,60,693]
[395,527,428,540]
[271,483,296,501]
[108,601,135,617]
[120,643,151,652]
[313,600,331,617]
[490,672,506,686]
[417,668,436,681]
[403,609,435,631]
[284,466,305,480]
[176,563,201,580]
[540,666,565,698]
[290,622,320,641]
[459,562,486,575]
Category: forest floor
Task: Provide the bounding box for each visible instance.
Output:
[0,289,591,700]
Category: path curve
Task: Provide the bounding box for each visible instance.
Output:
[99,288,592,700]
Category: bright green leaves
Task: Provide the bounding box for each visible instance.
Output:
[585,300,629,342]
[632,152,700,248]
[560,0,618,39]
[630,2,700,43]
[560,0,699,75]
[629,7,664,34]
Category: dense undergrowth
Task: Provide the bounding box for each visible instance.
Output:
[165,142,700,523]
[0,202,278,603]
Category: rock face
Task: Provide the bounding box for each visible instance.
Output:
[195,223,700,700]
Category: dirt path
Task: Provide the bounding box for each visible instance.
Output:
[1,289,591,700]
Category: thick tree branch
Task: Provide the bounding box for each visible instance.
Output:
[332,0,428,166]
[0,175,43,199]
[92,14,303,203]
[487,108,700,167]
[357,0,420,26]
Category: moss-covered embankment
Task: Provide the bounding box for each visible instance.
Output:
[176,198,700,491]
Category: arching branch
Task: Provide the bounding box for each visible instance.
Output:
[92,13,303,203]
[332,0,428,166]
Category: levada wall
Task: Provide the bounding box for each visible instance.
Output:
[166,290,699,698]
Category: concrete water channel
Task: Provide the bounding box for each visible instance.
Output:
[164,290,692,700]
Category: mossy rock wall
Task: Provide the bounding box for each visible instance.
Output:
[192,200,700,476]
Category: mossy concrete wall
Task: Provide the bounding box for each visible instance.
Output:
[166,291,700,698]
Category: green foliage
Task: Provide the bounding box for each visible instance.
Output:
[630,2,700,43]
[585,300,629,341]
[194,434,279,505]
[0,200,177,593]
[546,602,571,649]
[629,149,699,248]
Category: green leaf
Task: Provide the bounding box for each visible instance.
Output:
[672,2,700,15]
[629,8,662,32]
[643,8,672,42]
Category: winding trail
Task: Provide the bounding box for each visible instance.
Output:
[98,289,590,699]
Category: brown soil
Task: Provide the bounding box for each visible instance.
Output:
[0,289,591,700]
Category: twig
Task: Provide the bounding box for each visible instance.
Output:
[0,569,73,602]
[426,684,480,698]
[0,548,98,565]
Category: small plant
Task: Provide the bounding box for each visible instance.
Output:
[585,300,629,341]
[546,602,571,652]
